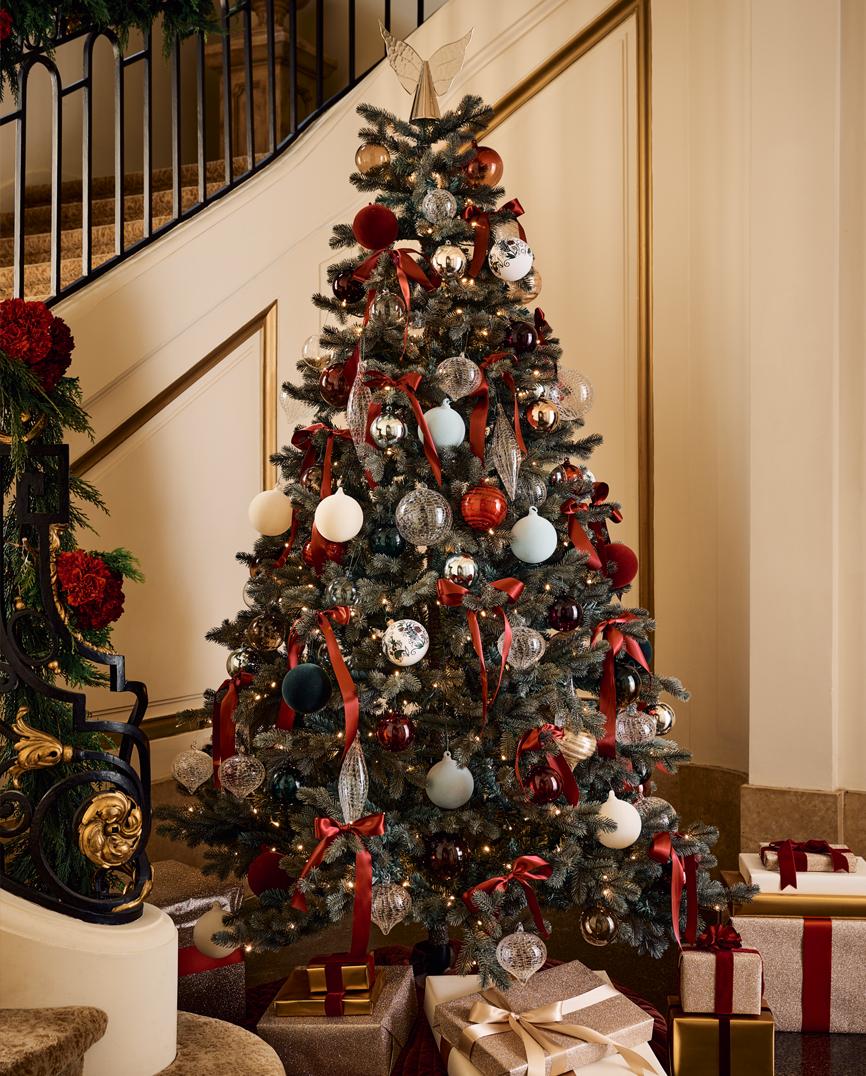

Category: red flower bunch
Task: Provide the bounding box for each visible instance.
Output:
[0,298,74,392]
[0,10,12,42]
[56,550,126,631]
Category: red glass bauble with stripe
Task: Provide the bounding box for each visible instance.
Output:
[460,485,507,530]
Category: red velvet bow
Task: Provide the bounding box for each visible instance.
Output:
[463,854,552,938]
[696,923,742,951]
[650,832,699,948]
[352,248,440,318]
[364,369,442,487]
[291,812,386,957]
[590,613,650,758]
[762,839,852,891]
[462,197,525,277]
[534,308,551,344]
[469,354,526,461]
[436,577,523,725]
[514,724,581,807]
[211,673,254,787]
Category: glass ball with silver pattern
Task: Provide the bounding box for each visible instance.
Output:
[421,188,457,224]
[515,472,548,509]
[325,577,358,607]
[497,626,546,671]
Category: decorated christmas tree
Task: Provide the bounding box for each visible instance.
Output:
[158,77,750,983]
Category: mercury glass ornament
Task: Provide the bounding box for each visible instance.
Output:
[301,333,328,370]
[497,626,545,671]
[369,290,407,327]
[558,729,597,768]
[245,614,283,652]
[395,487,453,546]
[443,553,477,587]
[219,753,265,798]
[325,577,358,606]
[496,927,547,984]
[488,404,522,498]
[226,648,255,676]
[580,906,619,947]
[346,358,373,461]
[172,748,212,793]
[646,702,676,736]
[431,243,467,279]
[515,472,548,509]
[370,411,406,448]
[241,579,257,608]
[434,354,482,400]
[616,704,656,745]
[421,188,457,224]
[338,736,368,824]
[355,142,390,173]
[371,883,413,936]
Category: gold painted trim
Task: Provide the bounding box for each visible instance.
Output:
[486,0,654,614]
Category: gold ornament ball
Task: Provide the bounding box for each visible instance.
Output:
[245,614,284,652]
[559,728,597,768]
[580,906,619,946]
[13,596,25,611]
[47,659,61,673]
[508,269,542,302]
[355,142,390,174]
[431,243,467,279]
[526,399,561,432]
[301,465,323,494]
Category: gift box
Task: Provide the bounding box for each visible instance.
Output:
[739,852,866,895]
[434,960,657,1076]
[668,997,774,1076]
[723,868,866,918]
[271,967,381,1016]
[257,964,416,1076]
[306,951,376,994]
[760,839,858,878]
[425,973,667,1075]
[679,926,763,1016]
[733,914,866,1032]
[149,859,246,1023]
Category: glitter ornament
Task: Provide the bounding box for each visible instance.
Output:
[549,460,581,487]
[489,237,533,282]
[332,271,364,303]
[268,762,302,803]
[596,790,642,849]
[382,619,429,666]
[419,398,465,450]
[558,729,597,767]
[434,354,482,399]
[425,750,474,809]
[395,487,453,546]
[496,927,547,984]
[431,243,467,279]
[580,907,619,947]
[371,883,413,935]
[319,361,352,407]
[325,577,358,606]
[376,711,416,752]
[510,507,558,563]
[314,487,364,543]
[422,188,457,224]
[527,764,562,805]
[248,488,293,536]
[370,411,406,447]
[355,142,390,173]
[464,145,504,187]
[193,902,236,958]
[352,203,399,249]
[497,626,545,670]
[370,525,405,556]
[301,333,328,370]
[488,403,522,498]
[647,701,676,736]
[547,599,583,632]
[171,748,212,793]
[515,472,548,509]
[508,320,538,354]
[281,663,331,713]
[461,484,507,530]
[245,614,283,651]
[338,736,368,823]
[369,289,407,327]
[526,398,560,432]
[219,753,265,798]
[425,833,468,879]
[443,552,477,587]
[616,704,657,745]
[226,648,256,676]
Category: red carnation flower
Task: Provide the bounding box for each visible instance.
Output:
[56,550,125,632]
[32,315,74,391]
[0,10,12,42]
[0,299,53,366]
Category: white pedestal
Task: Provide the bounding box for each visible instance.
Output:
[0,888,178,1075]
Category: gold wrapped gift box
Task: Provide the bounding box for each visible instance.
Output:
[306,952,376,994]
[723,869,866,918]
[668,997,775,1076]
[271,968,382,1016]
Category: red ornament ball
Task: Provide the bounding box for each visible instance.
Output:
[425,832,469,879]
[527,764,563,805]
[461,485,507,530]
[598,542,639,589]
[302,537,345,568]
[247,848,294,896]
[549,460,581,487]
[352,204,399,250]
[319,361,351,407]
[463,146,504,187]
[547,599,583,632]
[376,711,416,752]
[332,271,365,303]
[508,321,538,355]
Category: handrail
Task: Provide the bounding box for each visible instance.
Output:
[1,1,430,306]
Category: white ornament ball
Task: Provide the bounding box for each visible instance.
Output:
[248,488,293,536]
[509,506,558,563]
[314,487,364,543]
[425,750,474,809]
[382,618,429,666]
[596,790,643,849]
[489,237,534,282]
[418,398,465,451]
[192,901,238,959]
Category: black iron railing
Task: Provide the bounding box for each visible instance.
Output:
[0,1,431,306]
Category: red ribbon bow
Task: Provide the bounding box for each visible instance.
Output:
[649,832,699,948]
[352,248,440,318]
[560,482,624,571]
[291,812,386,958]
[364,369,443,487]
[762,839,852,891]
[290,423,356,572]
[514,724,581,807]
[590,613,650,758]
[462,197,525,278]
[463,855,552,938]
[534,308,551,344]
[211,673,254,787]
[436,577,524,725]
[469,354,526,462]
[696,923,743,951]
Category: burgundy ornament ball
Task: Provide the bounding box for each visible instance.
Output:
[527,764,563,805]
[598,541,639,589]
[460,485,508,530]
[548,599,583,632]
[463,146,504,187]
[332,271,365,303]
[319,361,352,407]
[352,203,399,250]
[376,711,416,752]
[247,848,294,896]
[425,832,469,879]
[508,321,538,355]
[615,666,643,704]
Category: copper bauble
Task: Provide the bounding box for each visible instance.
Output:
[460,485,507,530]
[332,271,364,303]
[319,362,351,407]
[355,142,391,174]
[245,614,283,651]
[464,146,504,187]
[375,711,416,752]
[526,399,560,432]
[549,460,581,486]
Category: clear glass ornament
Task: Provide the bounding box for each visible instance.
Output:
[558,729,597,768]
[241,579,257,609]
[616,704,656,745]
[301,333,328,370]
[245,614,283,652]
[580,906,618,946]
[280,384,308,430]
[496,926,547,984]
[371,883,413,935]
[369,290,406,327]
[488,403,522,499]
[370,411,406,448]
[434,354,482,400]
[346,358,372,453]
[338,736,368,824]
[421,188,457,224]
[560,369,594,416]
[515,472,548,509]
[635,795,676,828]
[172,748,212,793]
[325,578,358,606]
[394,487,453,546]
[219,753,265,798]
[226,648,255,676]
[497,626,545,670]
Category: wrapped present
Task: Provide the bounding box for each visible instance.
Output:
[435,959,657,1076]
[739,852,866,895]
[679,925,763,1016]
[271,967,381,1016]
[149,859,245,1024]
[256,964,416,1076]
[760,839,857,886]
[425,974,667,1075]
[733,914,866,1032]
[722,868,866,918]
[306,951,376,994]
[668,997,774,1076]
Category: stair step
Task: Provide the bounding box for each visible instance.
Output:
[0,215,175,262]
[0,249,118,301]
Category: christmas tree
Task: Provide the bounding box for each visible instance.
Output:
[158,88,750,983]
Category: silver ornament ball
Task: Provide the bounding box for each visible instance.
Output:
[497,626,546,671]
[431,243,467,279]
[325,577,358,606]
[172,748,213,793]
[370,411,406,448]
[647,702,676,736]
[434,355,483,400]
[443,552,477,587]
[496,928,547,984]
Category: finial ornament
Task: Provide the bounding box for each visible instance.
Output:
[379,22,473,121]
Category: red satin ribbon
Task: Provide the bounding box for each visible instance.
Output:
[364,369,443,487]
[463,855,552,938]
[762,839,852,890]
[436,577,523,724]
[352,248,440,320]
[291,812,386,957]
[560,499,602,570]
[462,197,525,277]
[291,423,353,500]
[309,952,375,994]
[650,832,699,948]
[590,613,650,758]
[211,673,254,787]
[469,355,526,461]
[514,724,581,807]
[178,944,244,977]
[534,308,551,344]
[801,916,833,1031]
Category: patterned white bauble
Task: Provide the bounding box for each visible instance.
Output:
[193,901,237,958]
[418,398,465,451]
[425,750,474,808]
[496,927,547,984]
[509,506,558,563]
[171,748,213,793]
[218,753,265,798]
[596,790,643,849]
[488,237,534,282]
[382,619,429,666]
[421,188,457,224]
[314,487,364,543]
[394,487,453,546]
[248,488,293,536]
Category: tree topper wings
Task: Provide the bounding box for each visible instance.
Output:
[379,22,473,121]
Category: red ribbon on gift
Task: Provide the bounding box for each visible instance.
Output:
[650,831,699,949]
[762,839,852,891]
[291,812,386,958]
[364,369,443,487]
[436,577,523,725]
[514,724,581,807]
[801,916,833,1031]
[462,197,525,277]
[688,924,763,1015]
[211,673,254,787]
[308,951,375,995]
[178,944,244,977]
[463,855,552,938]
[590,613,650,758]
[282,606,356,750]
[468,353,526,461]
